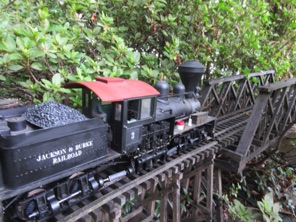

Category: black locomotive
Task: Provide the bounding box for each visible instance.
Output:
[0,61,215,221]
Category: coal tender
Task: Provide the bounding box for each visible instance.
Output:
[0,60,215,221]
[0,102,115,221]
[0,102,109,188]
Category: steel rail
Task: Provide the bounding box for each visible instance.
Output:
[56,141,219,222]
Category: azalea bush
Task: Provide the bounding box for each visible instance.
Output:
[0,0,295,104]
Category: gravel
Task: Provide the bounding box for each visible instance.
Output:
[24,101,88,128]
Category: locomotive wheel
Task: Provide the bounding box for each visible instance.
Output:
[68,172,84,198]
[24,200,37,219]
[25,189,45,218]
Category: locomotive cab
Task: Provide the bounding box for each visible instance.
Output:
[65,77,160,155]
[110,97,157,154]
[80,88,111,122]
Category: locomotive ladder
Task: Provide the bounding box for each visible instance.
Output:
[54,140,222,222]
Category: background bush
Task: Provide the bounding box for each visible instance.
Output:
[0,0,295,104]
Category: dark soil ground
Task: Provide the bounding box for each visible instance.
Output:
[222,125,296,222]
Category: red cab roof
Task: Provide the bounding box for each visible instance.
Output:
[65,77,160,102]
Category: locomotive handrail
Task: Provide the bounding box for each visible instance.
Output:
[226,78,296,172]
[200,70,275,117]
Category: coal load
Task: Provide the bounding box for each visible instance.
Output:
[25,101,88,128]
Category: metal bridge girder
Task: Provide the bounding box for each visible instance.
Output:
[200,71,296,173]
[200,70,275,117]
[235,78,296,167]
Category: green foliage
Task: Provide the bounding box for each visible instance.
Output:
[250,151,296,216]
[222,148,296,220]
[122,197,138,216]
[229,182,241,198]
[180,186,192,213]
[0,0,295,103]
[220,186,282,221]
[219,193,259,221]
[229,199,259,222]
[257,192,282,222]
[154,199,161,218]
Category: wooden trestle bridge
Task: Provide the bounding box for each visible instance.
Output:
[29,71,296,221]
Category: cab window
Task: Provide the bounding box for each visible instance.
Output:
[115,103,122,121]
[127,98,153,124]
[141,98,152,119]
[127,100,139,123]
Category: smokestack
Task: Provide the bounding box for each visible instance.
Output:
[178,60,205,97]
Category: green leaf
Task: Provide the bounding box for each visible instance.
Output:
[47,53,57,59]
[52,73,62,85]
[102,68,111,76]
[41,79,52,87]
[133,51,140,63]
[15,27,33,38]
[9,64,23,71]
[0,75,6,81]
[16,37,25,51]
[203,16,209,23]
[129,70,138,79]
[59,88,71,93]
[31,62,43,71]
[0,43,8,51]
[151,70,159,77]
[28,49,45,59]
[135,32,141,39]
[75,4,86,10]
[43,19,50,31]
[37,38,46,44]
[63,44,73,52]
[181,203,187,212]
[162,30,168,37]
[18,80,31,88]
[66,75,77,81]
[3,36,16,51]
[9,53,23,61]
[59,37,68,46]
[43,92,49,102]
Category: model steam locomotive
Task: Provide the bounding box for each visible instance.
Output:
[0,61,215,221]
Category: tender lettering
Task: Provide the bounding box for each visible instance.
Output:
[52,150,82,164]
[36,149,67,162]
[75,141,93,150]
[36,140,93,165]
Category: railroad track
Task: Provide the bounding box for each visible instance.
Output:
[51,140,221,222]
